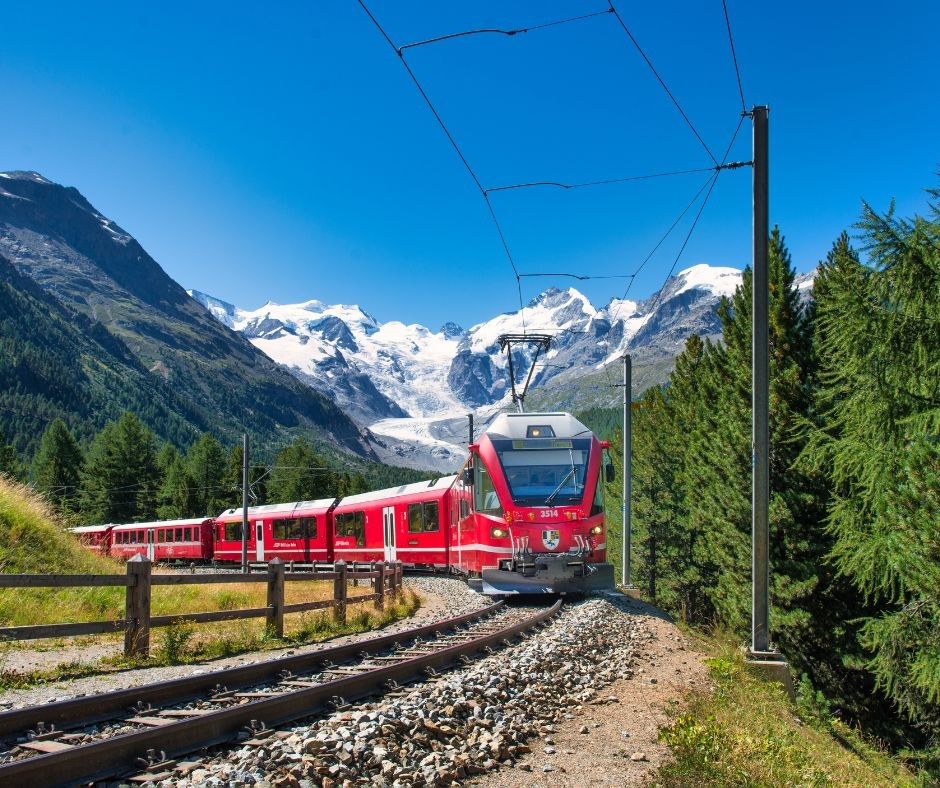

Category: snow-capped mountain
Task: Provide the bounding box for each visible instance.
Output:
[189,262,773,470]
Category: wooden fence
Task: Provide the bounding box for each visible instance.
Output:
[0,558,403,658]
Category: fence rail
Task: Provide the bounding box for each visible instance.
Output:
[0,558,403,658]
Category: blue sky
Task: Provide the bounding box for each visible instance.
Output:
[2,1,937,329]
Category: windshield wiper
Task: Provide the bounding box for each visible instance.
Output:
[545,466,576,506]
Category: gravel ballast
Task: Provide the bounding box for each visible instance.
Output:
[179,594,650,788]
[0,577,486,712]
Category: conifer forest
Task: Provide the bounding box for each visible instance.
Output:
[597,191,939,765]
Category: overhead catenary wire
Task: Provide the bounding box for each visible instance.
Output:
[485,165,717,195]
[359,0,610,334]
[607,1,718,166]
[721,0,747,113]
[398,7,613,52]
[598,113,748,388]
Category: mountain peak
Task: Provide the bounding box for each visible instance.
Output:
[672,263,741,298]
[0,170,52,184]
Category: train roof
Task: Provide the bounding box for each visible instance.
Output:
[334,475,457,508]
[69,524,115,533]
[484,412,591,441]
[219,498,337,519]
[111,517,214,530]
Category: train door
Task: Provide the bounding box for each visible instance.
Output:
[255,520,265,561]
[146,528,155,561]
[383,506,396,562]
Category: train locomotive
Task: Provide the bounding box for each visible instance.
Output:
[461,412,615,594]
[72,412,615,595]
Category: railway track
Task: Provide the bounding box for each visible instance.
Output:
[0,599,561,786]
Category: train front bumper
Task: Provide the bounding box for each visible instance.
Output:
[478,553,615,595]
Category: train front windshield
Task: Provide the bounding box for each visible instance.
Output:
[492,438,591,507]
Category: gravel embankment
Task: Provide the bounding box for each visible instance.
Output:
[0,577,486,712]
[178,594,649,787]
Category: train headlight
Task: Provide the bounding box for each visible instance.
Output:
[591,525,603,535]
[491,527,509,539]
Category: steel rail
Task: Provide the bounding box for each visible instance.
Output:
[0,600,560,786]
[0,601,502,738]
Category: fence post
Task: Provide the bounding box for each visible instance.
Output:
[333,561,347,626]
[395,561,403,598]
[266,557,285,639]
[374,562,385,611]
[124,555,152,659]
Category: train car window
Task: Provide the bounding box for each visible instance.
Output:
[176,528,184,542]
[492,438,591,507]
[224,523,242,542]
[423,501,439,532]
[273,520,288,540]
[335,511,365,546]
[408,502,440,533]
[460,499,470,519]
[474,462,503,515]
[302,517,318,539]
[157,530,164,543]
[591,471,605,516]
[184,527,192,542]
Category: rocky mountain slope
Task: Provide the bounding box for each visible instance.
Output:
[0,171,369,456]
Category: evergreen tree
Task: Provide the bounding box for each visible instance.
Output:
[156,444,201,519]
[31,418,83,512]
[81,412,159,523]
[808,197,940,742]
[186,433,227,516]
[268,438,337,502]
[0,430,23,481]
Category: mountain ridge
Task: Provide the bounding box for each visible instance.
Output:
[0,170,371,457]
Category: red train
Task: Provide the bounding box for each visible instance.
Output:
[74,412,615,594]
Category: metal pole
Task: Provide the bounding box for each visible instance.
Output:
[241,433,249,573]
[622,353,633,588]
[751,105,770,653]
[468,414,474,444]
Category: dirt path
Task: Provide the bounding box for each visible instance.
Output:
[472,597,709,787]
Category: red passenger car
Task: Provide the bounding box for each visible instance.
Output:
[213,499,336,564]
[68,524,114,555]
[331,477,456,568]
[109,518,215,563]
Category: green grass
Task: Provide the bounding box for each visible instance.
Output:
[0,479,423,684]
[654,637,923,787]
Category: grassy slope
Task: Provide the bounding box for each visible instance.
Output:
[655,636,921,787]
[0,477,414,641]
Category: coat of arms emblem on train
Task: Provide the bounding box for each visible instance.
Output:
[542,529,560,550]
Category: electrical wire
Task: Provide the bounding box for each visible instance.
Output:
[485,165,716,195]
[607,1,718,166]
[721,0,747,113]
[398,7,613,52]
[363,0,615,335]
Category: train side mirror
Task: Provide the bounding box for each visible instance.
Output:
[462,466,474,486]
[605,463,616,483]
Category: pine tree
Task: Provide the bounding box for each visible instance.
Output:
[156,445,201,519]
[31,418,83,512]
[186,433,227,516]
[81,412,160,523]
[809,197,940,741]
[268,438,337,503]
[0,431,24,481]
[680,229,828,653]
